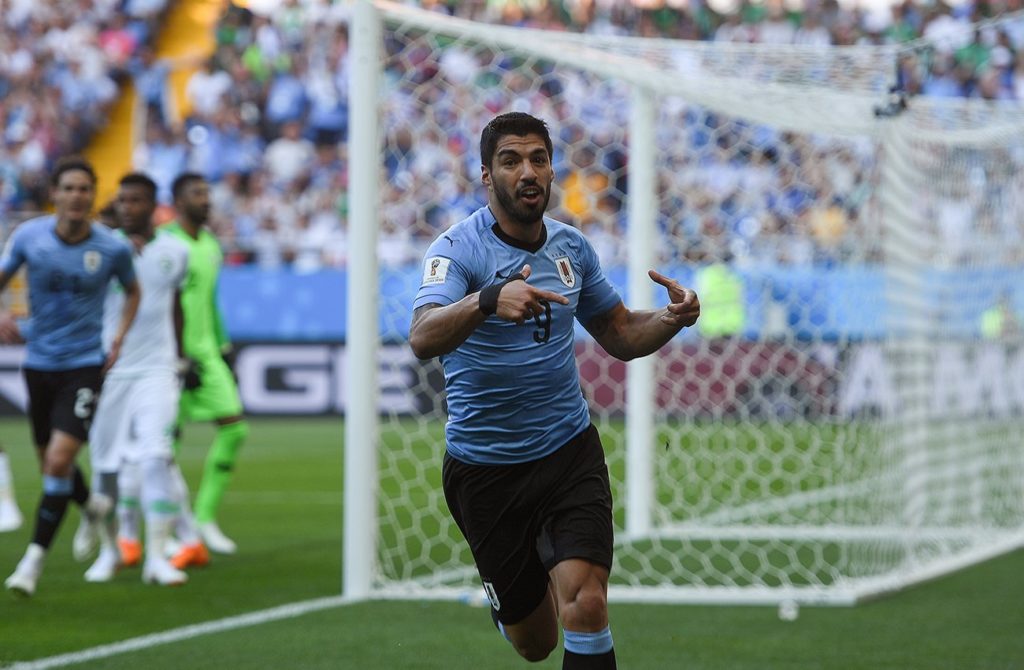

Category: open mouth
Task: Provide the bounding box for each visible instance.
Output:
[519,187,543,204]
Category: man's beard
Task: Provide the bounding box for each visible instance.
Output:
[493,181,550,227]
[186,205,210,226]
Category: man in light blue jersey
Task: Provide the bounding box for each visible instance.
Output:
[0,156,140,597]
[410,112,701,669]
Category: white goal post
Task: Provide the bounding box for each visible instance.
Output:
[345,0,1024,606]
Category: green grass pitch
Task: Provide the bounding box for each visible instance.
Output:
[0,417,1021,669]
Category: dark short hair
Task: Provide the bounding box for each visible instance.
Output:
[171,172,206,201]
[119,172,158,201]
[51,156,97,187]
[480,112,553,169]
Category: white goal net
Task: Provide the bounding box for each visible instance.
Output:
[343,0,1024,606]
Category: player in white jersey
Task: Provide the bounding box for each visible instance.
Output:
[84,173,197,585]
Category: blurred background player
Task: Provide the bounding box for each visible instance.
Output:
[164,172,249,556]
[0,442,21,532]
[0,156,139,597]
[83,172,194,586]
[0,250,29,533]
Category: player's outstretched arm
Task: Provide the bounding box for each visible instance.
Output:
[409,264,568,359]
[583,269,699,361]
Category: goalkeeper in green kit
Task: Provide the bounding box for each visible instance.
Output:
[163,172,249,557]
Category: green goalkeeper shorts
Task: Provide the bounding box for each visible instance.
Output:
[179,354,243,422]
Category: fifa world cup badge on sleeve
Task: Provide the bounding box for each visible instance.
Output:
[423,256,450,285]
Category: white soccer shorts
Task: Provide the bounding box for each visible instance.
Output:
[89,371,181,472]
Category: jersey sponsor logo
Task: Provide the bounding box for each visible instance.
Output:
[554,256,576,288]
[482,580,501,611]
[83,250,101,273]
[422,256,450,285]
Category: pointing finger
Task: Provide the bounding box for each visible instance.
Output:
[648,269,672,287]
[537,289,570,305]
[520,264,532,280]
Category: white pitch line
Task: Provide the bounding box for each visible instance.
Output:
[7,594,353,670]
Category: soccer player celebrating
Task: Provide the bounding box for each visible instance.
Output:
[409,113,700,669]
[1,157,140,597]
[84,172,196,585]
[163,173,248,556]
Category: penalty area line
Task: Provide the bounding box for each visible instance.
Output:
[8,594,353,670]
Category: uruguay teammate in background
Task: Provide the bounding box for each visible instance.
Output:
[163,173,248,557]
[0,157,140,597]
[409,113,700,669]
[84,172,195,586]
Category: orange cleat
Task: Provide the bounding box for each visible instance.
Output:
[170,542,210,570]
[118,538,143,567]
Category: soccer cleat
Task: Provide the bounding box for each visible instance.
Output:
[72,518,97,562]
[170,542,210,570]
[197,521,237,555]
[73,494,113,562]
[142,558,188,586]
[0,497,22,532]
[118,538,142,567]
[5,544,45,597]
[84,548,120,583]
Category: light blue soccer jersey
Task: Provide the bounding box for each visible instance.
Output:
[0,216,136,370]
[414,207,621,465]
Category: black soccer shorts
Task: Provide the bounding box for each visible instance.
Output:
[23,365,104,446]
[442,423,614,625]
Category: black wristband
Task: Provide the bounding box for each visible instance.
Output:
[478,272,526,316]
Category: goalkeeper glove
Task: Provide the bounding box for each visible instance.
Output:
[177,358,202,390]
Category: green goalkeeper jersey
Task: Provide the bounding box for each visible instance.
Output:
[163,220,229,361]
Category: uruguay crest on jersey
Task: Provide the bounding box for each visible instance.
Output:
[83,250,102,273]
[553,255,575,288]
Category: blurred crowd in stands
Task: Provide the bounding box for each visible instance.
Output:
[0,0,170,214]
[2,0,1023,270]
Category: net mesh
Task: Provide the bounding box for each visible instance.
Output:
[364,2,1024,604]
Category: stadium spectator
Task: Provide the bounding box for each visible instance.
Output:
[98,14,139,72]
[185,57,234,121]
[981,289,1023,340]
[129,46,174,125]
[556,145,611,226]
[134,122,189,203]
[263,120,316,186]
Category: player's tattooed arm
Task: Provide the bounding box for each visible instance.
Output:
[408,299,488,360]
[584,272,700,361]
